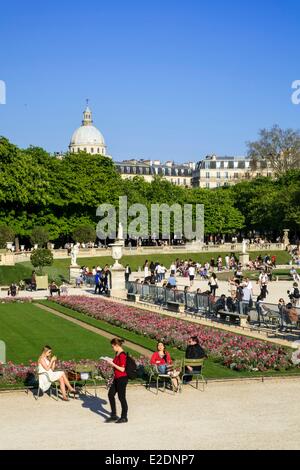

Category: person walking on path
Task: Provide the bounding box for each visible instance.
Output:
[208,273,218,297]
[105,338,129,424]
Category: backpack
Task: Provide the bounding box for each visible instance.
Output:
[122,352,138,380]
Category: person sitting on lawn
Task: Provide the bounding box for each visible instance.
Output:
[150,342,180,392]
[38,345,76,401]
[49,281,60,297]
[184,336,207,383]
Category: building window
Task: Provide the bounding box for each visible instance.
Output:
[206,183,210,189]
[91,148,94,153]
[206,172,210,179]
[97,148,100,153]
[224,172,229,179]
[234,173,239,179]
[84,148,87,152]
[217,172,221,179]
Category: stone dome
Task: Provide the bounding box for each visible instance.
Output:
[70,125,105,147]
[69,104,107,155]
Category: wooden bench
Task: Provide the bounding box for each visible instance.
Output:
[0,286,10,292]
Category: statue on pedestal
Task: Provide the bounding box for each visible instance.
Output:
[117,222,124,242]
[283,229,290,247]
[71,243,80,266]
[242,239,247,255]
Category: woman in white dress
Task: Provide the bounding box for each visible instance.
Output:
[38,345,76,401]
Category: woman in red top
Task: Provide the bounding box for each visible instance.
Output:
[150,342,180,391]
[105,338,128,424]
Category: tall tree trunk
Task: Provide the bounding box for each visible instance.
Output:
[15,236,20,252]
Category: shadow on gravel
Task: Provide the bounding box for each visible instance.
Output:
[79,394,110,419]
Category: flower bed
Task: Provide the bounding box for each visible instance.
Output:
[0,357,149,389]
[52,296,293,372]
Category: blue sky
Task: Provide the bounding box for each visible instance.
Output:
[0,0,299,162]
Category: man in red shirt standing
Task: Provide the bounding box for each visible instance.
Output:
[105,338,128,424]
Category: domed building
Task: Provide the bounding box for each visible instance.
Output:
[69,104,108,156]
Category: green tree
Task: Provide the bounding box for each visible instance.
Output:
[0,225,15,248]
[30,226,50,247]
[72,224,96,243]
[30,248,53,274]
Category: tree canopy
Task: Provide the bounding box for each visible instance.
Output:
[0,136,299,244]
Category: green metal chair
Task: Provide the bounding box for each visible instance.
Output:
[148,360,182,394]
[70,364,98,397]
[35,368,59,401]
[181,358,206,391]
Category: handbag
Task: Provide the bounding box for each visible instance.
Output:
[67,370,81,381]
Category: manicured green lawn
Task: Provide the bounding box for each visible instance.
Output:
[0,250,291,285]
[0,303,137,364]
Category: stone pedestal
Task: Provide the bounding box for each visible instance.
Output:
[111,267,126,295]
[69,265,81,284]
[36,275,49,290]
[239,253,250,268]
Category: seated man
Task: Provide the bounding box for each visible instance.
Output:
[8,283,17,297]
[214,294,227,314]
[166,274,177,289]
[49,281,60,297]
[286,302,299,326]
[184,336,207,383]
[255,295,271,326]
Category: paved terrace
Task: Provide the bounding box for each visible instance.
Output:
[1,379,300,450]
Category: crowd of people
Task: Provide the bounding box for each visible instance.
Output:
[140,254,279,288]
[75,265,112,295]
[126,255,300,332]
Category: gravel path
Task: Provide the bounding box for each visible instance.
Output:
[1,379,300,450]
[35,303,152,358]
